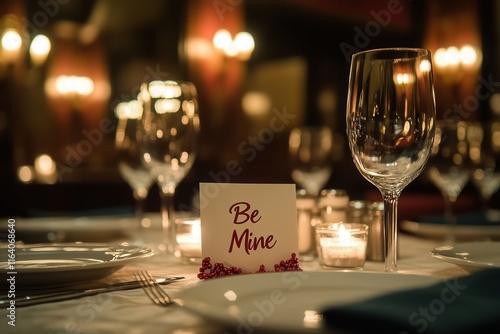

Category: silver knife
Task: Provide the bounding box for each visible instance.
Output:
[1,276,184,308]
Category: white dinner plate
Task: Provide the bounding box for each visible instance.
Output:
[430,241,500,273]
[175,271,441,333]
[4,216,138,243]
[0,243,154,287]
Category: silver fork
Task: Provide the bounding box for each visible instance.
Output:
[135,271,174,306]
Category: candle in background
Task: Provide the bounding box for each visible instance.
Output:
[174,218,202,261]
[315,223,368,268]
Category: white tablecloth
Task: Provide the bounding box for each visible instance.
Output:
[1,230,467,334]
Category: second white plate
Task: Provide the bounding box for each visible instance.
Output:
[0,243,154,287]
[175,271,441,333]
[430,241,500,273]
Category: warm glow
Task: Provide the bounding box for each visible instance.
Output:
[155,98,181,114]
[396,73,410,85]
[17,165,34,183]
[212,29,254,59]
[54,75,94,97]
[30,34,51,66]
[114,100,143,119]
[34,154,57,184]
[148,80,181,99]
[459,45,477,65]
[213,29,232,50]
[242,91,271,117]
[445,46,460,65]
[338,224,351,242]
[434,45,480,69]
[35,154,55,174]
[1,29,22,52]
[234,32,254,53]
[489,93,500,116]
[419,59,431,72]
[434,48,447,67]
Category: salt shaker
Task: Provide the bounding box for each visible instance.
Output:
[296,189,318,261]
[346,201,385,262]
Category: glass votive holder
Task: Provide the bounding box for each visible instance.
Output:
[174,218,202,262]
[315,223,368,269]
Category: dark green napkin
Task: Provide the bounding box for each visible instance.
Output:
[322,269,500,334]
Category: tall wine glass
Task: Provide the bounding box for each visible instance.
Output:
[427,120,471,241]
[138,80,200,254]
[347,48,436,272]
[469,122,500,212]
[288,126,333,195]
[114,100,154,228]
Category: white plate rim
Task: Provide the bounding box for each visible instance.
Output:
[400,219,500,239]
[0,243,154,273]
[175,271,442,333]
[430,241,500,270]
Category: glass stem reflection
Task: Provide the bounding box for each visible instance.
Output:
[160,186,176,254]
[443,195,457,242]
[132,187,148,226]
[382,191,400,272]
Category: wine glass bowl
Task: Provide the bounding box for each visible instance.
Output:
[138,80,200,253]
[469,121,500,211]
[427,121,471,203]
[288,126,333,195]
[347,48,436,272]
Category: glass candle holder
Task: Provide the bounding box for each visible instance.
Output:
[174,218,202,262]
[315,223,368,269]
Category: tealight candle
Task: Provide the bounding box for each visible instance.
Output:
[315,223,368,268]
[174,218,202,261]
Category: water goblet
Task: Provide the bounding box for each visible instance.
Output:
[138,80,200,254]
[427,120,472,241]
[288,126,333,195]
[469,121,500,212]
[347,48,436,272]
[114,100,154,228]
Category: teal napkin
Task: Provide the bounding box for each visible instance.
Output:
[321,269,500,334]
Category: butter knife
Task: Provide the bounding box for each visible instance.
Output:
[1,276,184,308]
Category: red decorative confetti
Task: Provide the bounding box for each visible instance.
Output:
[197,253,302,280]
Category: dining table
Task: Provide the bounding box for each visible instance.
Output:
[0,212,488,334]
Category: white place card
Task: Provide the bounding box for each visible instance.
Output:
[200,183,298,273]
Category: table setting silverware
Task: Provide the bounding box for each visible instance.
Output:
[0,275,184,307]
[135,270,175,307]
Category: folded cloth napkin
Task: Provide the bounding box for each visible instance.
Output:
[321,269,500,334]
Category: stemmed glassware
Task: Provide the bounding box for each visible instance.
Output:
[469,122,500,213]
[347,48,436,272]
[138,80,200,253]
[288,126,334,195]
[114,100,154,228]
[427,120,471,240]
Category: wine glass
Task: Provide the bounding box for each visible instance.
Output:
[114,100,154,228]
[427,120,472,240]
[288,126,333,195]
[347,48,436,272]
[469,121,500,212]
[138,80,200,254]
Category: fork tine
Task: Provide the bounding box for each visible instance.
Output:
[135,271,174,306]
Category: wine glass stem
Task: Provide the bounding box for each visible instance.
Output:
[443,196,457,242]
[382,192,400,272]
[132,189,148,224]
[159,189,176,254]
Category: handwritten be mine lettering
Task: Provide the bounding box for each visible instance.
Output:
[227,202,277,254]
